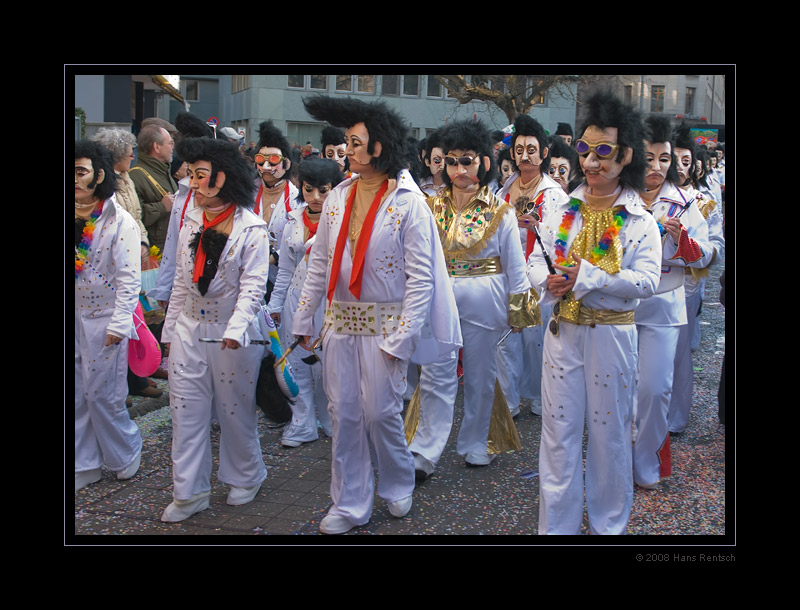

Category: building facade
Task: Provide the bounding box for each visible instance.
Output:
[73,72,728,147]
[212,74,579,149]
[576,74,727,142]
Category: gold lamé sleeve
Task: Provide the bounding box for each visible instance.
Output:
[508,287,542,328]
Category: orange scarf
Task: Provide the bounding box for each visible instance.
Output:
[327,179,388,306]
[192,204,235,284]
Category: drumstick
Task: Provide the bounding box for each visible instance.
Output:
[273,337,303,369]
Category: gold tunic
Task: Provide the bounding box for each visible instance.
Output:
[559,201,627,324]
[429,185,511,260]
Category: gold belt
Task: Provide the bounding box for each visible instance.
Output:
[556,300,635,327]
[446,256,502,277]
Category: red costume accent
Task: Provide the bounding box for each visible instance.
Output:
[658,434,672,478]
[192,204,235,284]
[327,179,389,305]
[670,226,703,264]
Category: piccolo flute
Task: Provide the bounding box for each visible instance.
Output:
[530,212,569,303]
[200,338,270,345]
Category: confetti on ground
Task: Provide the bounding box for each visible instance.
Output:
[73,258,728,539]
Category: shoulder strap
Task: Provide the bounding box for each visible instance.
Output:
[129,166,168,197]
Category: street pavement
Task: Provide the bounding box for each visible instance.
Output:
[70,260,730,548]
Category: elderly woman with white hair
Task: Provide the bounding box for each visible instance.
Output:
[91,128,150,259]
[92,128,163,399]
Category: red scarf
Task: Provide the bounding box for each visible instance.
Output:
[327,179,389,306]
[302,208,319,256]
[179,190,193,230]
[192,204,235,284]
[254,180,291,217]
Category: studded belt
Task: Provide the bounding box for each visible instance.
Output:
[182,294,237,323]
[323,300,404,336]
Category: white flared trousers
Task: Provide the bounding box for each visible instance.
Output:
[668,290,702,433]
[633,324,679,487]
[167,317,267,501]
[410,351,459,469]
[322,333,415,525]
[497,303,551,406]
[456,321,504,457]
[283,345,331,442]
[75,311,142,474]
[538,321,637,535]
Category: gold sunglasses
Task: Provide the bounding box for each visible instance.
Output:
[574,139,620,159]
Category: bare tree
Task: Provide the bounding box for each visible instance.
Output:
[431,75,584,124]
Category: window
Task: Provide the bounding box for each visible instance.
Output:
[335,75,375,94]
[336,75,352,91]
[383,75,399,95]
[287,75,327,90]
[685,87,696,115]
[624,85,633,105]
[650,85,665,113]
[309,75,327,90]
[427,76,443,98]
[357,75,374,93]
[231,75,249,93]
[382,75,420,97]
[403,75,420,96]
[183,79,199,101]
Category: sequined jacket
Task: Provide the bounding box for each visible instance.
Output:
[266,203,324,332]
[636,181,714,326]
[527,184,662,314]
[292,170,462,363]
[428,185,540,331]
[75,196,142,339]
[161,204,270,346]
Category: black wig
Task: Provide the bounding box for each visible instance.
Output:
[644,114,681,185]
[177,137,255,207]
[295,157,344,203]
[406,136,423,184]
[419,129,444,180]
[498,146,513,167]
[511,114,552,174]
[257,120,292,160]
[578,91,647,192]
[320,125,345,150]
[673,121,699,186]
[437,119,498,188]
[175,111,215,140]
[548,137,583,189]
[695,147,711,187]
[302,95,410,178]
[555,122,573,137]
[75,139,118,201]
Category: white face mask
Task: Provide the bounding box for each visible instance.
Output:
[325,144,347,169]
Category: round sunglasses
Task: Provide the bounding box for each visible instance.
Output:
[254,153,286,167]
[574,139,620,159]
